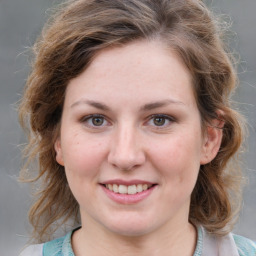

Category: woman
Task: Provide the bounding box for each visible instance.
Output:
[19,0,256,255]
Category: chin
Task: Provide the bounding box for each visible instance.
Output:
[103,217,157,237]
[109,226,152,237]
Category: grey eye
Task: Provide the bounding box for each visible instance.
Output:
[91,116,104,126]
[153,117,166,126]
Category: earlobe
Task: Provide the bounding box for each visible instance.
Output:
[54,138,64,166]
[200,117,224,165]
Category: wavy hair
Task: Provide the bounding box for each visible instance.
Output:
[19,0,245,242]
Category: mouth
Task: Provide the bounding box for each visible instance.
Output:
[100,181,157,204]
[102,183,156,195]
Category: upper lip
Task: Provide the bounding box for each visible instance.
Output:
[100,179,156,186]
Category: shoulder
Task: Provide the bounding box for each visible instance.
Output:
[19,230,74,256]
[19,244,43,256]
[43,235,66,255]
[232,234,256,256]
[197,225,256,256]
[43,231,73,256]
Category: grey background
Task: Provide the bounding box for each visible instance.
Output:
[0,0,255,255]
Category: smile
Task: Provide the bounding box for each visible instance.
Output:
[104,184,154,195]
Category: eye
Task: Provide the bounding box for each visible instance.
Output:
[147,114,175,128]
[91,116,104,126]
[81,114,109,128]
[153,116,167,126]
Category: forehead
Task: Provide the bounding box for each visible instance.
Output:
[66,39,196,109]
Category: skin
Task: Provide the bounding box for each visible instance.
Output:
[55,40,222,256]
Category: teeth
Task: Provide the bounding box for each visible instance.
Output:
[119,185,127,194]
[142,184,148,191]
[137,184,143,193]
[113,184,118,193]
[128,185,137,195]
[105,184,153,194]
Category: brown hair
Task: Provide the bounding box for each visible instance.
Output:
[19,0,245,242]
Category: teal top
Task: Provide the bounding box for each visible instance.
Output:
[20,226,256,256]
[233,234,256,256]
[42,226,256,256]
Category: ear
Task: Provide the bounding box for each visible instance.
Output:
[200,117,224,165]
[54,138,64,166]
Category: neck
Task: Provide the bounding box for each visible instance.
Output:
[72,219,197,256]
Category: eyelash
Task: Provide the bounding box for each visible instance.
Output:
[80,114,110,128]
[146,114,175,128]
[80,114,175,129]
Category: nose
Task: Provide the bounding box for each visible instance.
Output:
[107,125,146,171]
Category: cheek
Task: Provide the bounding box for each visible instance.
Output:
[61,134,109,207]
[61,132,108,178]
[149,133,202,181]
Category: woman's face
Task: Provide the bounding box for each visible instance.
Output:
[55,40,214,237]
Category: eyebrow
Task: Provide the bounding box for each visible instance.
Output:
[71,99,110,111]
[140,99,185,111]
[70,99,185,111]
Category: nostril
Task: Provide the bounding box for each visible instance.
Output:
[108,148,146,171]
[108,155,143,171]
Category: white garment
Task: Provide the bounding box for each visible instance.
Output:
[19,243,43,256]
[19,226,242,256]
[201,228,239,256]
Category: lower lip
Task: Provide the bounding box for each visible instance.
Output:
[101,185,156,205]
